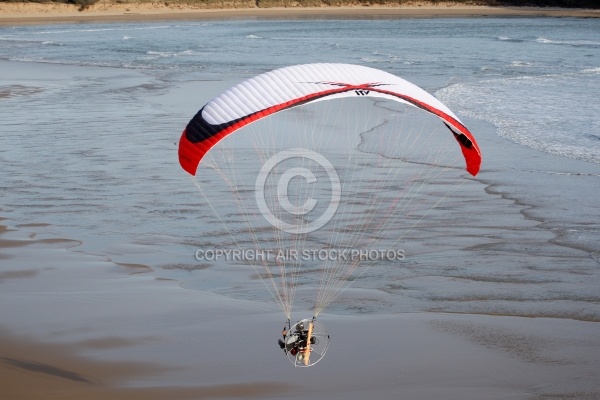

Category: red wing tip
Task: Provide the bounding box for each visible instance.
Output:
[178,129,199,176]
[467,164,480,177]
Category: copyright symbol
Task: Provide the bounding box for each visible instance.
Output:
[255,148,341,234]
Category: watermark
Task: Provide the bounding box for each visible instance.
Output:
[194,248,405,262]
[255,148,341,234]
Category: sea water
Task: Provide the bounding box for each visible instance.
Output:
[2,17,598,165]
[1,17,599,319]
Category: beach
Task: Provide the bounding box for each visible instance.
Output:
[2,217,600,399]
[2,216,600,399]
[1,10,600,399]
[1,2,599,26]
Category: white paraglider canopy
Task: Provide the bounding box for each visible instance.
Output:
[178,63,481,366]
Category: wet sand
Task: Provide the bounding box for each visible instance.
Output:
[2,217,600,398]
[0,219,291,399]
[0,2,598,26]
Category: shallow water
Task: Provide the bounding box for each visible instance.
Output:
[1,17,599,321]
[2,17,599,155]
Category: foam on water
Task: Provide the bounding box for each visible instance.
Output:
[536,36,600,47]
[437,67,600,164]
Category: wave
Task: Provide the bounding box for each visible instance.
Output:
[536,36,600,48]
[359,54,406,65]
[4,56,177,71]
[497,36,524,43]
[436,72,600,165]
[29,25,172,35]
[497,36,600,48]
[508,61,534,68]
[581,67,600,74]
[145,49,198,58]
[0,37,47,44]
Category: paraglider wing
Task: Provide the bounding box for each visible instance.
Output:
[178,63,481,176]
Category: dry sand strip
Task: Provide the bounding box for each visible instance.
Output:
[0,3,599,25]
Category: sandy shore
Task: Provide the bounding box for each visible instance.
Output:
[0,219,290,399]
[0,2,599,25]
[2,217,600,398]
